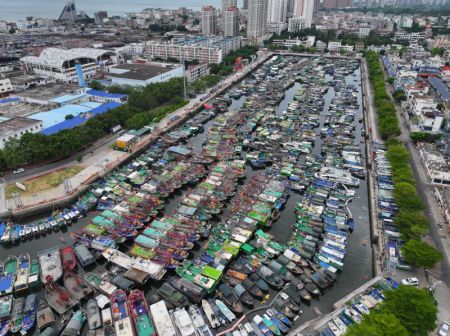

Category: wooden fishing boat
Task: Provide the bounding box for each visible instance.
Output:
[22,293,38,334]
[10,297,24,334]
[27,259,40,288]
[44,279,78,315]
[14,253,30,292]
[110,289,135,336]
[37,299,55,330]
[87,299,102,330]
[128,290,156,336]
[60,246,77,271]
[63,269,94,300]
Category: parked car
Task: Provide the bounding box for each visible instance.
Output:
[400,277,419,286]
[439,322,449,336]
[13,168,25,174]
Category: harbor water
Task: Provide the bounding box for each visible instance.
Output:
[0,58,372,335]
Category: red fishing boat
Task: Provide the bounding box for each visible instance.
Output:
[60,246,77,271]
[44,277,78,315]
[128,290,156,336]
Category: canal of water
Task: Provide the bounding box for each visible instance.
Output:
[0,62,372,335]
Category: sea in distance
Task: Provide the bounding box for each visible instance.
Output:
[0,0,243,21]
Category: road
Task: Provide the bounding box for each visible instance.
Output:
[379,59,450,325]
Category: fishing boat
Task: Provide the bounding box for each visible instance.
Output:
[188,305,214,336]
[22,293,38,334]
[10,297,24,334]
[233,284,254,308]
[257,266,284,289]
[37,299,55,330]
[215,299,236,322]
[61,310,86,336]
[168,276,207,304]
[172,308,196,336]
[252,315,272,336]
[261,314,281,336]
[14,253,30,292]
[84,273,117,296]
[217,284,244,314]
[0,295,12,320]
[3,255,17,278]
[87,299,102,330]
[0,319,10,336]
[265,311,288,334]
[63,269,94,300]
[110,289,135,336]
[60,246,77,271]
[201,300,219,329]
[27,259,40,288]
[128,290,155,336]
[157,283,188,308]
[38,248,63,284]
[45,280,78,314]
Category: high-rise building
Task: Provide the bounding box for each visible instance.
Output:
[223,6,240,37]
[302,0,314,28]
[243,0,249,9]
[222,0,238,14]
[202,6,218,37]
[247,0,268,38]
[267,0,288,24]
[59,0,78,21]
[292,0,314,28]
[94,11,108,25]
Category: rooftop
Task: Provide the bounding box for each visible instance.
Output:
[16,83,81,101]
[0,101,44,119]
[109,63,181,81]
[0,117,42,138]
[428,77,450,101]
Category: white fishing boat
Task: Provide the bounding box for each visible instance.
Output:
[201,300,220,329]
[150,300,177,336]
[172,308,196,336]
[215,299,235,322]
[38,248,62,284]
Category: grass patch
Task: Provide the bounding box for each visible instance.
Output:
[6,165,84,198]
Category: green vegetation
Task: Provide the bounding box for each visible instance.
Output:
[402,239,443,268]
[366,51,401,140]
[190,74,222,93]
[410,131,443,143]
[392,90,406,103]
[210,46,259,76]
[346,286,438,336]
[0,78,185,170]
[6,165,84,197]
[366,51,442,269]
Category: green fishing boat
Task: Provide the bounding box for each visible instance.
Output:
[3,256,17,277]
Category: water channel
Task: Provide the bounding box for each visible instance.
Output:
[0,58,372,335]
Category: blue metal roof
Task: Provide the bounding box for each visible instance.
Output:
[50,93,87,104]
[30,104,92,128]
[428,77,450,101]
[0,97,19,104]
[40,102,122,135]
[86,89,127,99]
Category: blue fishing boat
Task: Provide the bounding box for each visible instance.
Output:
[22,293,37,333]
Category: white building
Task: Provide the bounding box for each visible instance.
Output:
[223,6,240,37]
[0,79,13,97]
[0,20,9,32]
[247,0,268,39]
[301,0,314,28]
[108,63,184,87]
[292,0,313,28]
[222,0,238,14]
[146,36,242,64]
[288,17,305,32]
[20,48,118,84]
[202,6,218,37]
[358,27,371,38]
[273,35,315,48]
[0,117,43,149]
[267,0,288,24]
[186,63,210,82]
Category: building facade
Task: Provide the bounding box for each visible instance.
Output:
[267,0,288,24]
[94,11,108,25]
[202,6,218,37]
[223,6,240,37]
[288,17,305,32]
[186,63,210,82]
[0,79,13,97]
[247,0,268,38]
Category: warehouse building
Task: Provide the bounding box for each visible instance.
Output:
[108,63,183,87]
[20,48,118,84]
[0,116,43,149]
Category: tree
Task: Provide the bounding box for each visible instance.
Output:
[65,114,75,120]
[89,80,105,91]
[394,210,429,240]
[346,312,408,336]
[380,286,438,336]
[393,182,424,210]
[9,28,16,34]
[193,18,200,25]
[401,239,442,269]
